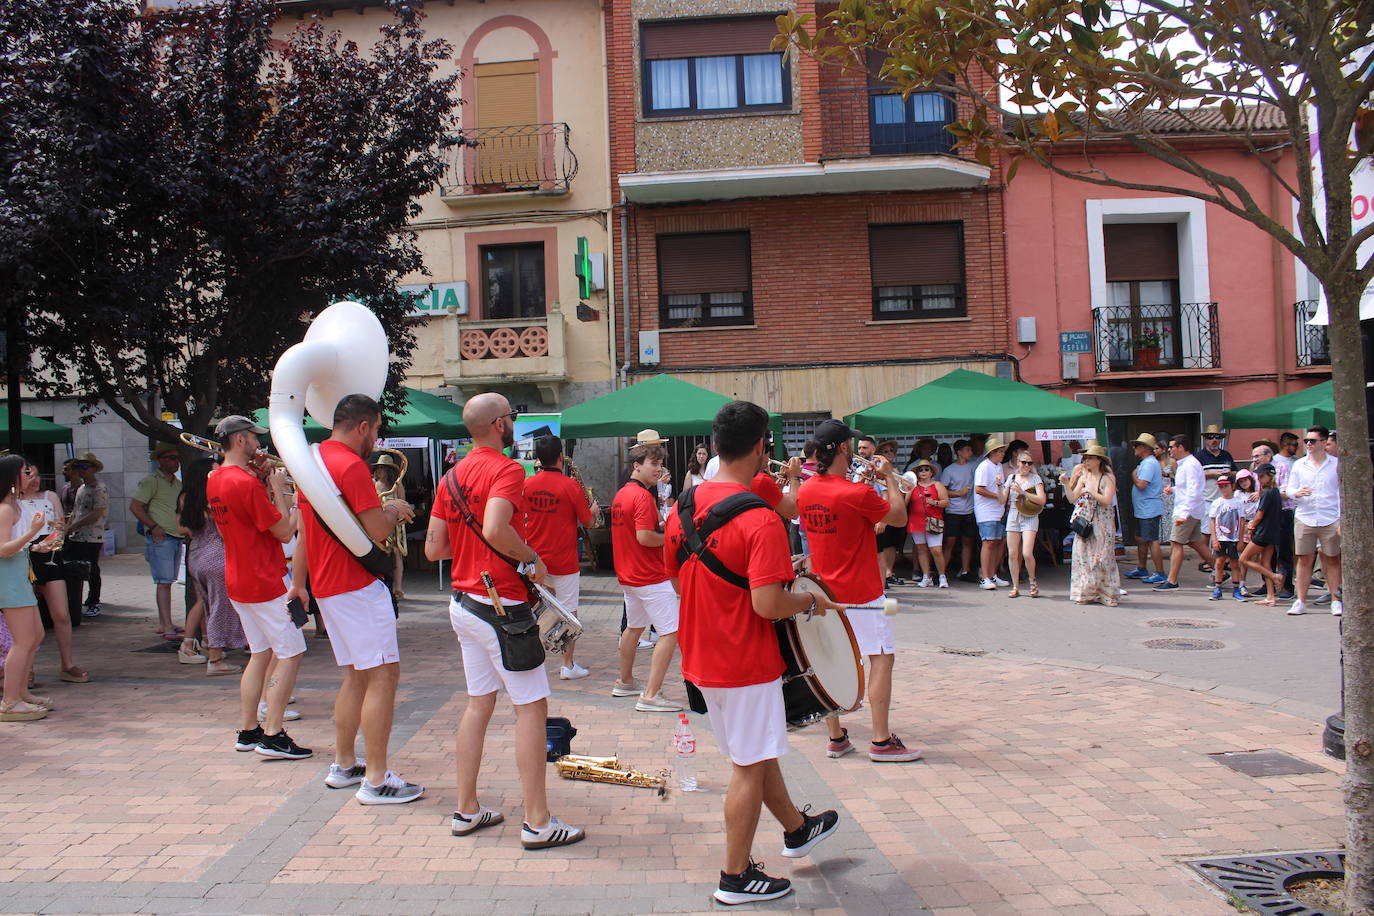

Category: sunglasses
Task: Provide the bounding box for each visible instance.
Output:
[1304,438,1322,444]
[492,410,519,425]
[1204,435,1222,440]
[1018,460,1033,465]
[72,464,91,470]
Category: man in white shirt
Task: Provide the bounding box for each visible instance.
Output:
[1058,440,1083,477]
[973,440,1010,589]
[1153,435,1214,590]
[1283,425,1342,616]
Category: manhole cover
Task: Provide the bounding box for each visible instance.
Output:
[1188,850,1345,916]
[1146,617,1221,629]
[1210,750,1328,777]
[1143,637,1225,650]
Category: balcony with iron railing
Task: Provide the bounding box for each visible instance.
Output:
[1295,299,1331,368]
[440,123,578,202]
[818,87,959,161]
[1092,302,1221,374]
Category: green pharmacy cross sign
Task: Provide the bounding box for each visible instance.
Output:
[574,236,593,299]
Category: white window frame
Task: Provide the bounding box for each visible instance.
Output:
[1085,197,1210,310]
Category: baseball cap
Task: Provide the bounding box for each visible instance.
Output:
[1254,462,1277,476]
[1217,473,1234,486]
[215,415,268,439]
[814,419,861,446]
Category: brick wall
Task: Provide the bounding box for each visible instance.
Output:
[627,188,1009,369]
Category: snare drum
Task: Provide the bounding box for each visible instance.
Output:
[775,573,864,729]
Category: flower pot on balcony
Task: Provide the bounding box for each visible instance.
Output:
[1136,346,1162,369]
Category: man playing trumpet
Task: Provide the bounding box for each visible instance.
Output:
[797,420,921,763]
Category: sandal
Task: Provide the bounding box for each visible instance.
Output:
[23,694,53,710]
[1030,580,1040,598]
[59,667,89,683]
[1008,587,1020,598]
[206,659,241,677]
[0,700,48,722]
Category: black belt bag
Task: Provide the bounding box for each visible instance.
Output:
[458,593,546,672]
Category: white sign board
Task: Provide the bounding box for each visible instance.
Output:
[376,437,429,449]
[1035,428,1097,442]
[400,281,468,317]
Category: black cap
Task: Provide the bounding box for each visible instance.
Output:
[814,419,861,446]
[1254,462,1277,476]
[215,415,268,438]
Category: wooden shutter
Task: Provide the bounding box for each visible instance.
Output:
[474,61,539,185]
[641,17,780,59]
[658,233,751,294]
[869,223,963,286]
[1104,223,1179,281]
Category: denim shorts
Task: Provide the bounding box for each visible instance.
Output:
[1135,515,1162,543]
[978,520,1007,541]
[144,535,184,584]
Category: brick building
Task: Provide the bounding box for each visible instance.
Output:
[606,1,1011,454]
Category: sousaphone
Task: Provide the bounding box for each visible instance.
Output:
[269,301,392,570]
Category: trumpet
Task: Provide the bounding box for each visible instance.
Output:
[849,454,916,494]
[767,458,815,486]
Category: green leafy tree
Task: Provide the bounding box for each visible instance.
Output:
[0,0,460,444]
[780,2,1373,911]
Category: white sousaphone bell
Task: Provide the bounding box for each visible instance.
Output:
[269,300,390,560]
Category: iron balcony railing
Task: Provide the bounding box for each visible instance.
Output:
[1295,299,1330,367]
[1092,302,1221,373]
[441,123,577,198]
[817,87,958,160]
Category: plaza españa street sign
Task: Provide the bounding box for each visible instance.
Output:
[1059,331,1092,353]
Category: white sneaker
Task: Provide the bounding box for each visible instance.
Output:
[1288,600,1308,616]
[1332,600,1343,617]
[258,701,301,722]
[916,576,934,588]
[993,576,1011,587]
[451,805,504,836]
[937,575,949,589]
[637,635,658,649]
[980,578,996,590]
[355,770,424,805]
[559,663,589,680]
[324,759,367,789]
[521,815,585,849]
[635,692,683,713]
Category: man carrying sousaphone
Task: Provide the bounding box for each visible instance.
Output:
[664,400,842,906]
[425,392,585,850]
[798,419,920,763]
[287,394,422,805]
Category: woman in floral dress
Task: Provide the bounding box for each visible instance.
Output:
[177,458,245,675]
[1068,444,1121,606]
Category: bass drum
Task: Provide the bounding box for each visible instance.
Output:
[775,573,864,729]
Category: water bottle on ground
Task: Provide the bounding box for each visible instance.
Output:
[672,713,698,791]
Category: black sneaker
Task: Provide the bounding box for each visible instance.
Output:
[957,571,979,584]
[780,806,839,858]
[713,860,792,906]
[254,730,313,760]
[235,726,265,752]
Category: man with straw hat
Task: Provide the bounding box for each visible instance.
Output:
[65,453,107,618]
[130,443,185,639]
[973,438,1011,590]
[1124,434,1166,583]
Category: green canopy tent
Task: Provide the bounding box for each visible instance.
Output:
[0,411,74,447]
[845,369,1108,441]
[1222,380,1335,430]
[560,373,784,446]
[253,386,468,442]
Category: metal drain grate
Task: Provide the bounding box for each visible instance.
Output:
[1143,637,1226,650]
[1188,849,1344,916]
[1146,617,1221,629]
[1210,750,1328,778]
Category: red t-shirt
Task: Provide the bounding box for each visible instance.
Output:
[664,481,793,688]
[751,472,784,508]
[432,446,529,603]
[297,440,383,599]
[907,482,945,533]
[610,481,667,586]
[206,465,286,603]
[798,472,890,603]
[523,469,591,576]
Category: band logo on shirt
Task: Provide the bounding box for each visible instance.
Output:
[610,504,627,527]
[800,504,838,534]
[529,490,558,513]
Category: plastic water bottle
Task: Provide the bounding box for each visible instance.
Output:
[672,713,698,791]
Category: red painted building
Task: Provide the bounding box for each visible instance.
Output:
[606,1,1012,453]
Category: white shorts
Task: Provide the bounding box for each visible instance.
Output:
[699,678,789,766]
[846,596,895,656]
[230,592,306,659]
[449,595,550,706]
[1006,511,1040,533]
[316,579,399,671]
[623,581,679,635]
[910,529,944,547]
[546,572,580,613]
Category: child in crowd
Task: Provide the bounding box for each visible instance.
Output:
[1233,469,1259,596]
[1240,464,1285,606]
[1208,474,1246,601]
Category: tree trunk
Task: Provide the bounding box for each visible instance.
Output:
[1329,277,1374,916]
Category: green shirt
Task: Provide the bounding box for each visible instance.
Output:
[133,472,183,535]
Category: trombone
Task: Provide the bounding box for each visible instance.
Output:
[850,454,916,494]
[178,432,289,471]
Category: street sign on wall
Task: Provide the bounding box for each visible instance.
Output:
[1059,331,1092,353]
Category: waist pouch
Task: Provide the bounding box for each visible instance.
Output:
[458,593,546,672]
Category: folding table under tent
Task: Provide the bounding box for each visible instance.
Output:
[844,369,1107,441]
[1221,380,1336,431]
[559,373,784,445]
[0,412,74,447]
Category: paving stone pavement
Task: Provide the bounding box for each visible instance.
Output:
[0,556,1346,915]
